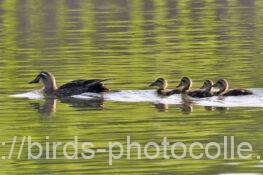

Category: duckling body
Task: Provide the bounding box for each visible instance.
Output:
[213,79,253,96]
[165,89,182,96]
[156,89,181,96]
[187,90,213,98]
[149,78,181,96]
[176,77,213,98]
[29,72,109,98]
[222,89,252,96]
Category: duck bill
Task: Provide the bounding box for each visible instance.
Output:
[149,82,157,87]
[176,82,183,88]
[29,76,40,84]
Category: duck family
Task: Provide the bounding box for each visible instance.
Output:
[29,71,253,98]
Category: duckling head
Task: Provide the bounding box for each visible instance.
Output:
[149,78,168,90]
[212,79,229,90]
[201,80,214,91]
[29,71,57,94]
[176,77,192,91]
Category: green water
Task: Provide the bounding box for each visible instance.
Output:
[1,0,263,174]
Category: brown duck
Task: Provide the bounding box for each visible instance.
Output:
[176,77,213,98]
[212,79,253,96]
[200,79,216,96]
[29,71,109,98]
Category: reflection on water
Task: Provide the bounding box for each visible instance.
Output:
[30,97,104,116]
[27,94,231,115]
[30,98,57,116]
[1,0,263,174]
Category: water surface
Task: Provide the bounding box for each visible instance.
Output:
[1,0,263,174]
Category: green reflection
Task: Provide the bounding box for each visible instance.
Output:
[0,0,263,174]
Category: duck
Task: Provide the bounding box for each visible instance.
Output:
[176,77,213,98]
[212,79,253,96]
[29,71,109,98]
[149,78,181,96]
[200,79,216,95]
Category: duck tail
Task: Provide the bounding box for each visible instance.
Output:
[98,79,111,92]
[85,79,111,92]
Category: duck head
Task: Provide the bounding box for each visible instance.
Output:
[29,72,57,95]
[201,80,214,92]
[149,78,168,90]
[212,79,229,94]
[176,77,192,92]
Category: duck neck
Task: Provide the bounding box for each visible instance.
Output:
[43,77,57,95]
[182,84,191,93]
[207,86,213,94]
[159,87,165,91]
[158,83,167,92]
[157,89,164,94]
[157,86,166,94]
[217,84,228,95]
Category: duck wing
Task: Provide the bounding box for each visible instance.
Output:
[223,89,253,96]
[56,79,109,97]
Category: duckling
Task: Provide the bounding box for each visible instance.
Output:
[149,78,181,96]
[212,79,253,96]
[176,77,213,98]
[200,80,216,95]
[29,71,109,98]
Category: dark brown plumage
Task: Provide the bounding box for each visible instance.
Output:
[29,72,109,98]
[176,77,213,98]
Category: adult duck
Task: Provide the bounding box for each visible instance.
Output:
[29,71,109,98]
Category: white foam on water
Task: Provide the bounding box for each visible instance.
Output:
[9,90,44,100]
[72,93,103,100]
[10,89,263,108]
[103,90,182,104]
[101,89,263,107]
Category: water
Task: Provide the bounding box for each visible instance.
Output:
[11,89,263,107]
[1,0,263,174]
